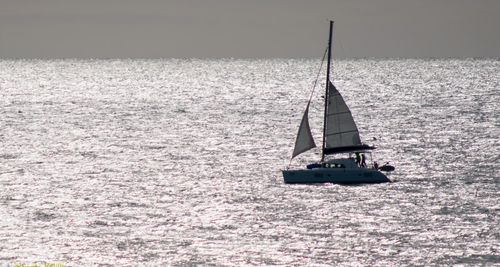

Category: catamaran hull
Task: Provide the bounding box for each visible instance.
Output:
[282,168,390,184]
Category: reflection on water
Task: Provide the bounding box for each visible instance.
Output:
[0,59,498,265]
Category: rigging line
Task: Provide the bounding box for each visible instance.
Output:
[307,46,329,103]
[287,46,328,168]
[336,27,347,59]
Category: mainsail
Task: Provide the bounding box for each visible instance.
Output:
[323,81,371,154]
[291,102,316,158]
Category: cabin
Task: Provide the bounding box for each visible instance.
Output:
[307,158,359,170]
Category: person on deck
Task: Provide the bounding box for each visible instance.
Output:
[360,153,367,168]
[355,152,361,167]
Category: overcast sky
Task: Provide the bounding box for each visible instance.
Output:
[1,0,499,59]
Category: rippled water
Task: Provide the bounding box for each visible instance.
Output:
[0,59,498,266]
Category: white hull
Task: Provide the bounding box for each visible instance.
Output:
[283,168,390,184]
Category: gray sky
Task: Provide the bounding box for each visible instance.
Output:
[1,0,499,59]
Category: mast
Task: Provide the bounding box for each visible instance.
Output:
[321,20,333,162]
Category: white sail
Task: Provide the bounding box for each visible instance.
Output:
[324,81,362,151]
[292,103,316,158]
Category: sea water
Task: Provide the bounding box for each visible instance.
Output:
[0,59,498,266]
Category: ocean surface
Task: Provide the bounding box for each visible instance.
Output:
[0,59,498,266]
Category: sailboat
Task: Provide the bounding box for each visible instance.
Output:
[282,21,393,184]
